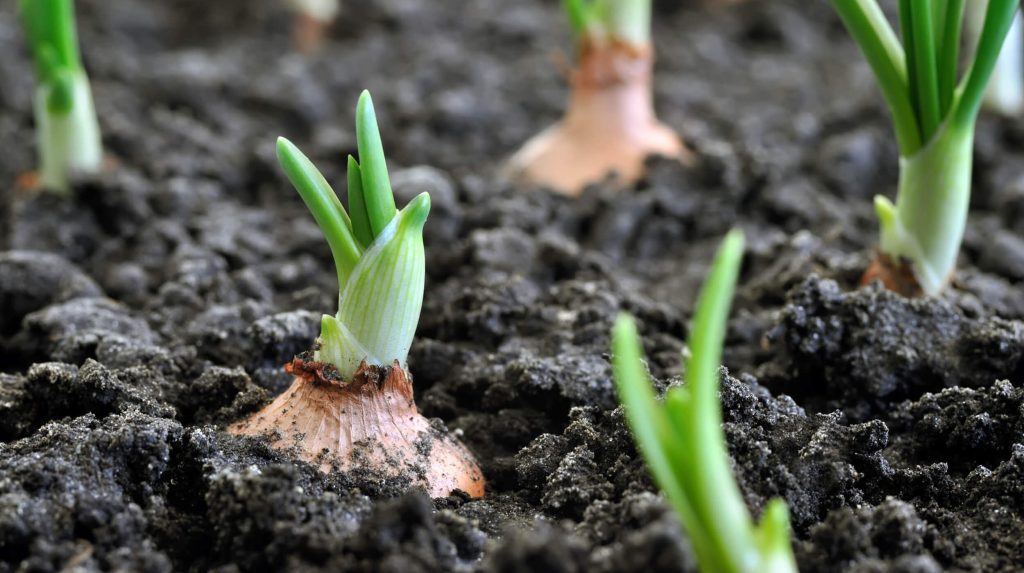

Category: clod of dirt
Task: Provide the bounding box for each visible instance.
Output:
[0,251,102,336]
[798,499,941,571]
[759,276,1024,420]
[889,379,1024,472]
[0,411,182,572]
[480,522,590,573]
[21,298,155,365]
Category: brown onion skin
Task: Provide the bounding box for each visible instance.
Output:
[860,252,928,298]
[229,357,485,498]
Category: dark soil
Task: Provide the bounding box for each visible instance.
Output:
[2,0,1024,571]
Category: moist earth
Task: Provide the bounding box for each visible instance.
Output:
[2,0,1024,571]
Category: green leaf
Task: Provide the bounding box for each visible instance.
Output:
[276,137,363,291]
[355,91,398,237]
[906,1,941,139]
[330,192,430,378]
[37,45,63,85]
[612,315,699,529]
[347,155,373,249]
[612,231,797,573]
[755,500,799,573]
[898,0,919,135]
[686,229,743,427]
[830,0,921,155]
[563,0,593,39]
[936,0,965,115]
[20,0,82,77]
[681,229,758,572]
[45,67,75,115]
[954,0,1019,128]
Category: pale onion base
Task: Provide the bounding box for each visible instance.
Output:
[875,120,973,296]
[228,359,485,498]
[293,13,329,53]
[287,0,338,52]
[34,74,103,195]
[505,43,689,196]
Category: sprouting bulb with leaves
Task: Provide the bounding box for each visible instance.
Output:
[19,0,103,195]
[831,0,1019,296]
[230,91,484,498]
[276,92,430,380]
[505,0,688,195]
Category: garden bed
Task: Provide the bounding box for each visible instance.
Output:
[2,0,1024,571]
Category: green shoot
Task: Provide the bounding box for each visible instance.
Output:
[612,230,797,573]
[966,1,1024,116]
[277,90,431,379]
[354,93,398,236]
[831,0,1018,295]
[19,0,102,195]
[562,0,650,47]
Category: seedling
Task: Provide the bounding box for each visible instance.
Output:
[832,0,1018,296]
[612,230,797,573]
[967,1,1024,116]
[19,0,103,195]
[505,0,688,196]
[286,0,339,53]
[230,91,484,498]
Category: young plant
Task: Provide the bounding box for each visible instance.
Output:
[230,91,484,498]
[967,1,1024,116]
[832,0,1019,296]
[286,0,339,53]
[612,230,797,573]
[505,0,688,196]
[19,0,103,195]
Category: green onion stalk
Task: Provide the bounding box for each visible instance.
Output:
[19,0,103,196]
[967,0,1024,116]
[230,91,484,498]
[613,230,797,573]
[832,0,1019,296]
[505,0,687,196]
